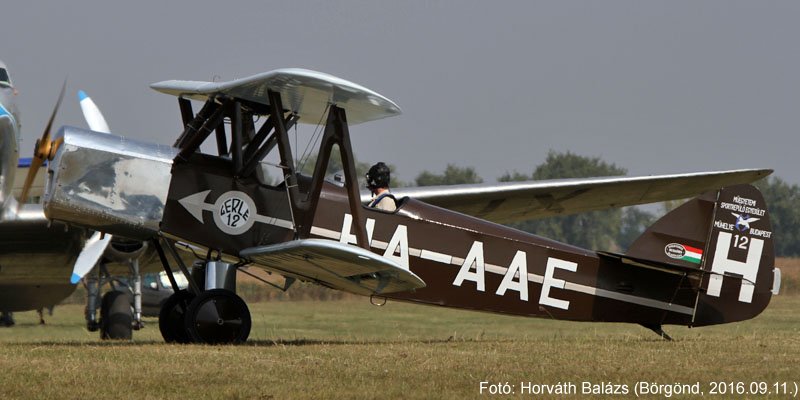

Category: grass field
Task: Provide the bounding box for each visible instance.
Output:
[1,293,798,399]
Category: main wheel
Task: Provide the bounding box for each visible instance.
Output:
[100,290,133,340]
[158,290,194,344]
[86,321,99,332]
[184,289,251,345]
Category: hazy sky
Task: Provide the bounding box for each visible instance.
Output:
[2,1,798,184]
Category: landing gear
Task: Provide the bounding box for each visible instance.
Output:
[153,239,250,344]
[159,287,251,345]
[100,290,133,340]
[184,289,251,344]
[85,277,100,331]
[158,290,194,343]
[84,258,143,339]
[131,262,144,330]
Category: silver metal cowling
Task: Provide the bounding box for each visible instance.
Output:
[43,126,177,239]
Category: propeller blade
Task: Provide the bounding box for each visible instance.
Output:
[71,232,111,284]
[17,80,67,209]
[17,155,44,210]
[40,80,67,149]
[77,90,110,133]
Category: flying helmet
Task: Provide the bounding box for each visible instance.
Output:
[366,162,391,190]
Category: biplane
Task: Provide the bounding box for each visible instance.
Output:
[19,68,779,344]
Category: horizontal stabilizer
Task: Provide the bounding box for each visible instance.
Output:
[240,239,425,296]
[597,251,702,275]
[150,68,401,125]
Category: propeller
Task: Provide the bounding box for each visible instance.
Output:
[69,90,114,284]
[17,80,67,209]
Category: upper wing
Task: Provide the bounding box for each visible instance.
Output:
[150,68,401,126]
[387,168,771,224]
[241,239,425,296]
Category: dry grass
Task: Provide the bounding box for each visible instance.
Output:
[776,257,800,295]
[1,294,798,400]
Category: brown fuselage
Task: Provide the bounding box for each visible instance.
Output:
[161,157,731,328]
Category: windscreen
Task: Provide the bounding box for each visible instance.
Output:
[0,68,10,86]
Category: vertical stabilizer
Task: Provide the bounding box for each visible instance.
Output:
[625,184,775,326]
[694,184,775,325]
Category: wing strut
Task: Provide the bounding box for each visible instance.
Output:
[266,90,304,234]
[299,105,369,250]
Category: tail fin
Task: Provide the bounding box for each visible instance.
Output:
[626,184,776,326]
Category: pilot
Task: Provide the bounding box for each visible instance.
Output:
[366,162,397,212]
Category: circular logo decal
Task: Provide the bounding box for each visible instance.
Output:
[664,243,686,259]
[213,191,256,235]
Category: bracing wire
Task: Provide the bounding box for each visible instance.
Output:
[293,116,298,170]
[297,103,331,174]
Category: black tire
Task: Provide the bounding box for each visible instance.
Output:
[100,290,133,340]
[159,290,194,344]
[185,289,251,345]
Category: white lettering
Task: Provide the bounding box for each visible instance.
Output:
[539,257,577,310]
[749,228,773,238]
[719,202,765,217]
[732,195,757,206]
[339,214,375,246]
[452,241,485,291]
[383,225,409,270]
[496,251,528,301]
[714,220,734,231]
[707,231,763,303]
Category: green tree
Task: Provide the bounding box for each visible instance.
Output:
[755,176,800,257]
[500,151,648,251]
[415,164,483,186]
[529,151,625,181]
[618,207,656,249]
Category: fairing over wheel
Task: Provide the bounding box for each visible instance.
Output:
[184,289,251,344]
[158,289,194,343]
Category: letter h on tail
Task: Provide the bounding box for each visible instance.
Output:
[706,231,763,303]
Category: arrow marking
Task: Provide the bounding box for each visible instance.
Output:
[178,190,294,235]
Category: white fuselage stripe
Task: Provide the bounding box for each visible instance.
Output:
[420,249,452,264]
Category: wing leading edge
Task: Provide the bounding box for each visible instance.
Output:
[241,239,425,296]
[387,168,772,224]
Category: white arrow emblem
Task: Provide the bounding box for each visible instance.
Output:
[178,190,293,235]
